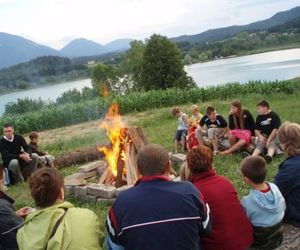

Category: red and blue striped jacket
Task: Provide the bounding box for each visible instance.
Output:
[106,175,211,250]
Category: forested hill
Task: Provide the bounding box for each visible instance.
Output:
[172,6,300,44]
[0,56,88,94]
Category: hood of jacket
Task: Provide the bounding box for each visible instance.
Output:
[17,201,74,250]
[249,183,285,213]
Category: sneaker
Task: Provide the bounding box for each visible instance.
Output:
[264,154,273,163]
[241,151,250,159]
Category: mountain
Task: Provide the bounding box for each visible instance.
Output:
[60,38,109,58]
[0,32,60,69]
[268,16,300,33]
[106,38,134,52]
[172,6,300,44]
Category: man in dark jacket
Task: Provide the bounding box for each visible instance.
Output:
[0,169,24,250]
[0,124,38,183]
[106,144,211,250]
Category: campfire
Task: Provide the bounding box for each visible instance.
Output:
[98,103,148,187]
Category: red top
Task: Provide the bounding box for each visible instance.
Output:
[191,169,253,250]
[259,183,271,193]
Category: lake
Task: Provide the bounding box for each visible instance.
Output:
[0,48,300,116]
[185,48,300,87]
[0,79,92,116]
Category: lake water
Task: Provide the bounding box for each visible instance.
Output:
[0,79,92,116]
[0,48,299,116]
[185,48,300,87]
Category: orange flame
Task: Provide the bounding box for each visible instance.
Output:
[99,103,125,177]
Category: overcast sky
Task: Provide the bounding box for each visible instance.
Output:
[0,0,299,49]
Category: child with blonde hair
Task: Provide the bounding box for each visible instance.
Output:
[171,107,190,153]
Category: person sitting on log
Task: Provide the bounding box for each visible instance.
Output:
[28,131,55,168]
[0,123,39,184]
[106,144,211,250]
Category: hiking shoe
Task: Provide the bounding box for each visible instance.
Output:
[241,151,250,159]
[264,154,273,163]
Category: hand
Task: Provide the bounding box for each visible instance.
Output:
[16,207,30,218]
[19,153,32,162]
[258,135,266,143]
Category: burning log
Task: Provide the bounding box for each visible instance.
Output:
[98,103,148,187]
[99,127,148,187]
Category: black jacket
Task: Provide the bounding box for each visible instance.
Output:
[0,191,23,250]
[0,135,32,168]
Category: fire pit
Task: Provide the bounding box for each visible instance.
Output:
[64,103,149,202]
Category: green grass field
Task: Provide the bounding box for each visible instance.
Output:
[6,88,300,248]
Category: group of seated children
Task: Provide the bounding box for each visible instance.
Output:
[172,99,281,162]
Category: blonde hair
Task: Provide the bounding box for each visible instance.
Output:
[278,122,300,156]
[191,105,199,113]
[171,106,180,116]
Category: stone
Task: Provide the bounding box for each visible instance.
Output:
[84,195,97,202]
[64,177,86,186]
[64,185,74,197]
[116,185,132,196]
[82,170,97,179]
[171,153,186,164]
[74,185,87,200]
[87,183,116,199]
[79,160,106,173]
[97,198,116,204]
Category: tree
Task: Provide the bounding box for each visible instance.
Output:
[91,63,118,96]
[120,40,145,89]
[141,34,195,90]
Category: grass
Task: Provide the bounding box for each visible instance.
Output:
[6,88,300,248]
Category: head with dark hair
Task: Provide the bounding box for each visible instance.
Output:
[256,100,270,115]
[29,168,64,208]
[3,123,14,129]
[29,131,39,140]
[3,123,14,140]
[137,144,170,176]
[206,106,216,121]
[187,145,214,176]
[240,156,267,184]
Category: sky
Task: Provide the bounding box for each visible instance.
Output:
[0,0,299,49]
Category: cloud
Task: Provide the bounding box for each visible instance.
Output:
[0,0,299,49]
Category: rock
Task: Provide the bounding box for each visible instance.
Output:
[74,186,87,200]
[116,185,132,196]
[64,176,86,186]
[64,185,74,197]
[96,166,107,176]
[171,153,186,164]
[87,184,116,199]
[82,170,98,179]
[97,198,116,204]
[84,195,97,202]
[79,160,106,173]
